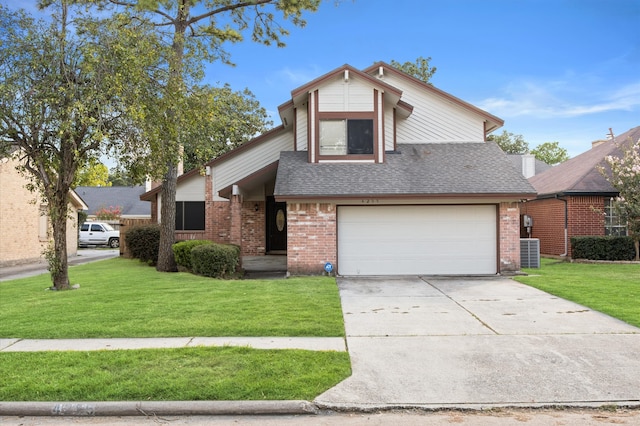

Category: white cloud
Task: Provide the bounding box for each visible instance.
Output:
[275,66,323,86]
[478,79,640,119]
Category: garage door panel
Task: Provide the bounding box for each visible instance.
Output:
[338,205,496,275]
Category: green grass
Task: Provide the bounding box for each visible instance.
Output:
[0,257,351,401]
[0,258,345,338]
[0,347,351,401]
[515,258,640,327]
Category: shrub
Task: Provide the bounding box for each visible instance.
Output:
[126,224,161,265]
[172,240,213,270]
[191,243,240,278]
[95,205,122,221]
[571,236,635,261]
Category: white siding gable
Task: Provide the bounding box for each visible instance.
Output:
[318,75,374,112]
[176,174,205,201]
[296,107,308,151]
[213,130,294,199]
[384,104,395,151]
[381,74,486,143]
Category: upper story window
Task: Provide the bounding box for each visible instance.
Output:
[604,197,627,236]
[319,119,374,156]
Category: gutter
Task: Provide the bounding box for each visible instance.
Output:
[555,194,568,257]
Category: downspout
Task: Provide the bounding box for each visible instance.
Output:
[556,194,568,257]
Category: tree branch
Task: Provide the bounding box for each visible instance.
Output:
[186,0,274,26]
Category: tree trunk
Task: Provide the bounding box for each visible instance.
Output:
[49,194,71,290]
[635,239,639,262]
[156,161,178,272]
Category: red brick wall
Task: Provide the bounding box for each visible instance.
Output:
[206,201,232,243]
[286,202,336,275]
[241,201,265,256]
[523,198,567,256]
[523,196,605,257]
[499,202,521,272]
[568,196,605,241]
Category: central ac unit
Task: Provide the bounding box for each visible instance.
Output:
[520,238,540,268]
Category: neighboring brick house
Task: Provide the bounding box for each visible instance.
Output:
[522,126,639,257]
[141,63,536,275]
[75,186,151,220]
[0,154,88,267]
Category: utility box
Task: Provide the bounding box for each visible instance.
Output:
[520,238,540,268]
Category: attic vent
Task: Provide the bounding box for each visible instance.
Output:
[520,238,540,268]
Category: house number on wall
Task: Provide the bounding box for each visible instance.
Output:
[360,199,380,204]
[276,209,286,232]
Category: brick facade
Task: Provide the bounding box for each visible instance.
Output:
[286,202,337,275]
[522,195,605,257]
[241,201,266,256]
[0,156,80,267]
[172,197,265,256]
[568,196,605,240]
[499,202,521,272]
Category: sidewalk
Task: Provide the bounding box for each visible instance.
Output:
[0,249,120,282]
[0,337,346,352]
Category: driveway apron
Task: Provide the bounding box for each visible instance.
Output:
[315,277,640,409]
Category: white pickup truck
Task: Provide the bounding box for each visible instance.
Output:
[79,222,120,248]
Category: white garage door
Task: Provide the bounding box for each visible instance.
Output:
[338,205,497,275]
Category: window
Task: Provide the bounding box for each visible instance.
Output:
[91,224,105,232]
[175,201,205,231]
[604,198,627,236]
[319,119,374,156]
[38,205,49,241]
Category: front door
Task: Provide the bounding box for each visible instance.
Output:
[266,196,287,252]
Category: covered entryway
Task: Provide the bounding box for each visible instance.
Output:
[266,196,287,253]
[337,205,497,275]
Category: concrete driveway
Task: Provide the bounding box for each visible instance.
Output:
[315,276,640,410]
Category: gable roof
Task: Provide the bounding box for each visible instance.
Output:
[275,142,536,200]
[69,190,89,211]
[140,125,289,201]
[363,62,504,134]
[76,186,151,216]
[529,126,640,197]
[279,64,409,128]
[290,64,404,105]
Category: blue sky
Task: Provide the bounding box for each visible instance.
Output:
[5,0,640,158]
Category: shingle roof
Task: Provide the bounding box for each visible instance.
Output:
[75,186,151,217]
[274,143,536,199]
[528,126,640,197]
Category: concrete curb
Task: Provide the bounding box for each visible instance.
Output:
[0,400,319,417]
[314,400,640,412]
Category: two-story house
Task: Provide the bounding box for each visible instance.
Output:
[141,63,536,275]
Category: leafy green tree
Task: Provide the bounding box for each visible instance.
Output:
[95,0,321,272]
[601,140,640,260]
[183,84,272,172]
[75,159,111,187]
[0,3,159,289]
[389,56,437,84]
[530,141,569,165]
[108,166,136,187]
[488,130,529,154]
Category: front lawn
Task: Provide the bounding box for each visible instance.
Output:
[0,257,351,401]
[0,347,350,401]
[0,257,345,339]
[515,258,640,328]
